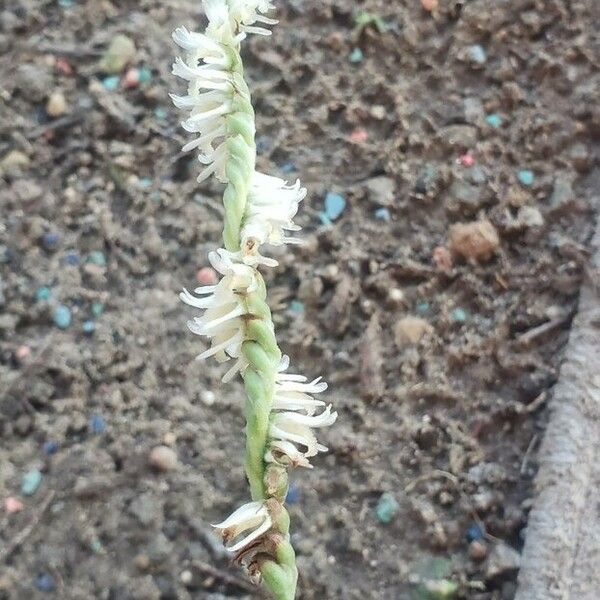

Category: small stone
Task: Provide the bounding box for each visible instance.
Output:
[365,176,395,206]
[21,470,42,496]
[467,44,487,65]
[416,301,430,315]
[485,114,503,129]
[449,220,500,263]
[370,105,386,120]
[53,305,72,329]
[485,542,521,579]
[42,441,59,455]
[517,170,534,187]
[374,207,391,221]
[42,232,59,251]
[394,316,432,347]
[415,164,440,195]
[64,251,80,266]
[15,345,31,362]
[90,414,106,434]
[0,150,30,173]
[433,246,453,270]
[200,390,215,405]
[46,91,68,117]
[135,554,151,570]
[448,179,481,211]
[289,300,304,313]
[122,68,140,88]
[56,58,73,75]
[87,251,107,267]
[440,125,477,149]
[285,484,300,505]
[388,288,405,305]
[100,34,136,74]
[324,192,346,221]
[450,308,468,323]
[154,107,168,120]
[196,267,218,285]
[469,540,488,561]
[91,302,104,317]
[138,68,152,84]
[421,0,438,11]
[36,287,51,302]
[149,446,178,472]
[466,523,484,542]
[82,320,96,335]
[349,128,369,143]
[517,205,544,228]
[101,75,120,91]
[35,573,55,593]
[349,48,364,63]
[4,497,24,514]
[280,163,296,174]
[376,492,399,524]
[458,153,475,167]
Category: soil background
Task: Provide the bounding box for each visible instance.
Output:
[1,1,599,599]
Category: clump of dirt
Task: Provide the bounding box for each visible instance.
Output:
[0,0,598,599]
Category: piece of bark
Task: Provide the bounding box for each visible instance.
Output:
[359,313,384,400]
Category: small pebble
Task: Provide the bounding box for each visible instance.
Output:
[458,153,475,167]
[450,308,468,323]
[154,107,168,120]
[449,220,500,263]
[149,445,178,472]
[466,523,484,542]
[101,75,120,91]
[90,538,103,554]
[349,48,364,63]
[15,345,31,362]
[90,414,106,434]
[36,286,51,302]
[122,67,140,88]
[100,34,136,74]
[469,540,488,561]
[485,114,503,129]
[196,267,218,285]
[200,390,216,405]
[91,302,104,317]
[82,320,96,335]
[394,316,432,347]
[349,128,369,143]
[280,163,296,174]
[53,305,72,329]
[87,251,107,267]
[421,0,438,11]
[4,497,24,514]
[21,470,42,496]
[42,232,59,251]
[42,441,59,456]
[376,492,399,524]
[138,68,152,84]
[35,573,56,593]
[46,91,68,117]
[416,301,430,315]
[285,484,300,505]
[138,177,152,189]
[467,44,487,64]
[64,251,80,266]
[56,58,73,75]
[517,169,535,187]
[58,0,73,7]
[289,300,304,314]
[324,192,346,221]
[374,207,391,221]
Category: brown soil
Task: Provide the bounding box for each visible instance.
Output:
[0,1,598,599]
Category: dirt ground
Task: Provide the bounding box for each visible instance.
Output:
[1,0,599,598]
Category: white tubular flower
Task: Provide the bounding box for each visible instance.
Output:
[241,172,306,251]
[267,403,337,468]
[228,0,278,36]
[272,355,327,415]
[213,501,272,552]
[180,248,256,381]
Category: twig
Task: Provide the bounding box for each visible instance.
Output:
[1,490,56,562]
[521,434,539,475]
[517,315,572,347]
[193,560,264,596]
[26,113,84,139]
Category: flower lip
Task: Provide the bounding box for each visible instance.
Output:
[212,501,272,552]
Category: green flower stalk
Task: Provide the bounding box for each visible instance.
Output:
[171,2,337,599]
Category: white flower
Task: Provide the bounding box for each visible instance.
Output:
[180,248,256,381]
[228,0,278,36]
[171,26,241,184]
[272,355,327,415]
[241,172,306,250]
[213,501,272,552]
